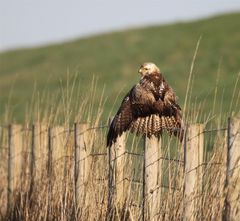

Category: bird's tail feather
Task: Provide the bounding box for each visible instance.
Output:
[129,114,184,141]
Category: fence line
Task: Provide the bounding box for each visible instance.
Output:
[0,116,240,220]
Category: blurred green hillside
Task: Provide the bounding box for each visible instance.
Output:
[0,13,239,123]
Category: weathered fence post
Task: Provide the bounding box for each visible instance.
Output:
[224,116,240,220]
[184,124,204,221]
[115,133,127,207]
[74,123,90,207]
[108,132,127,215]
[0,127,8,216]
[7,124,23,210]
[51,126,67,193]
[144,136,161,221]
[31,124,48,181]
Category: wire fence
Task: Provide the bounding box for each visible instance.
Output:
[0,116,239,220]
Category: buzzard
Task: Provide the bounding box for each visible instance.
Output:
[107,62,184,147]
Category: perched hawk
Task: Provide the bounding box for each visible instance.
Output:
[107,62,184,147]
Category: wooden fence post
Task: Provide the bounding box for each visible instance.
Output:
[144,136,161,221]
[74,123,90,207]
[108,132,127,215]
[51,126,67,193]
[7,124,23,210]
[31,124,48,182]
[224,116,240,220]
[115,133,127,207]
[0,127,8,216]
[184,124,204,221]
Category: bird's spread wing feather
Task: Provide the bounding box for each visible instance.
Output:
[107,74,184,147]
[107,94,133,147]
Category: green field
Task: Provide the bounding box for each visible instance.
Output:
[0,13,239,123]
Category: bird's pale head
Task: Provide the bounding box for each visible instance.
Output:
[138,62,160,76]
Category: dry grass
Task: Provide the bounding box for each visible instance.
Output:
[1,127,239,221]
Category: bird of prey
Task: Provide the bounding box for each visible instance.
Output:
[107,62,184,147]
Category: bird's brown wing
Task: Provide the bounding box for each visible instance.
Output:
[107,83,159,147]
[107,93,133,147]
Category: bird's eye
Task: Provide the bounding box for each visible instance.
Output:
[144,68,148,70]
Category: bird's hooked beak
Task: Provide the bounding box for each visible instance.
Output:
[138,67,143,75]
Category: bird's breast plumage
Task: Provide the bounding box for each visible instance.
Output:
[131,83,156,104]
